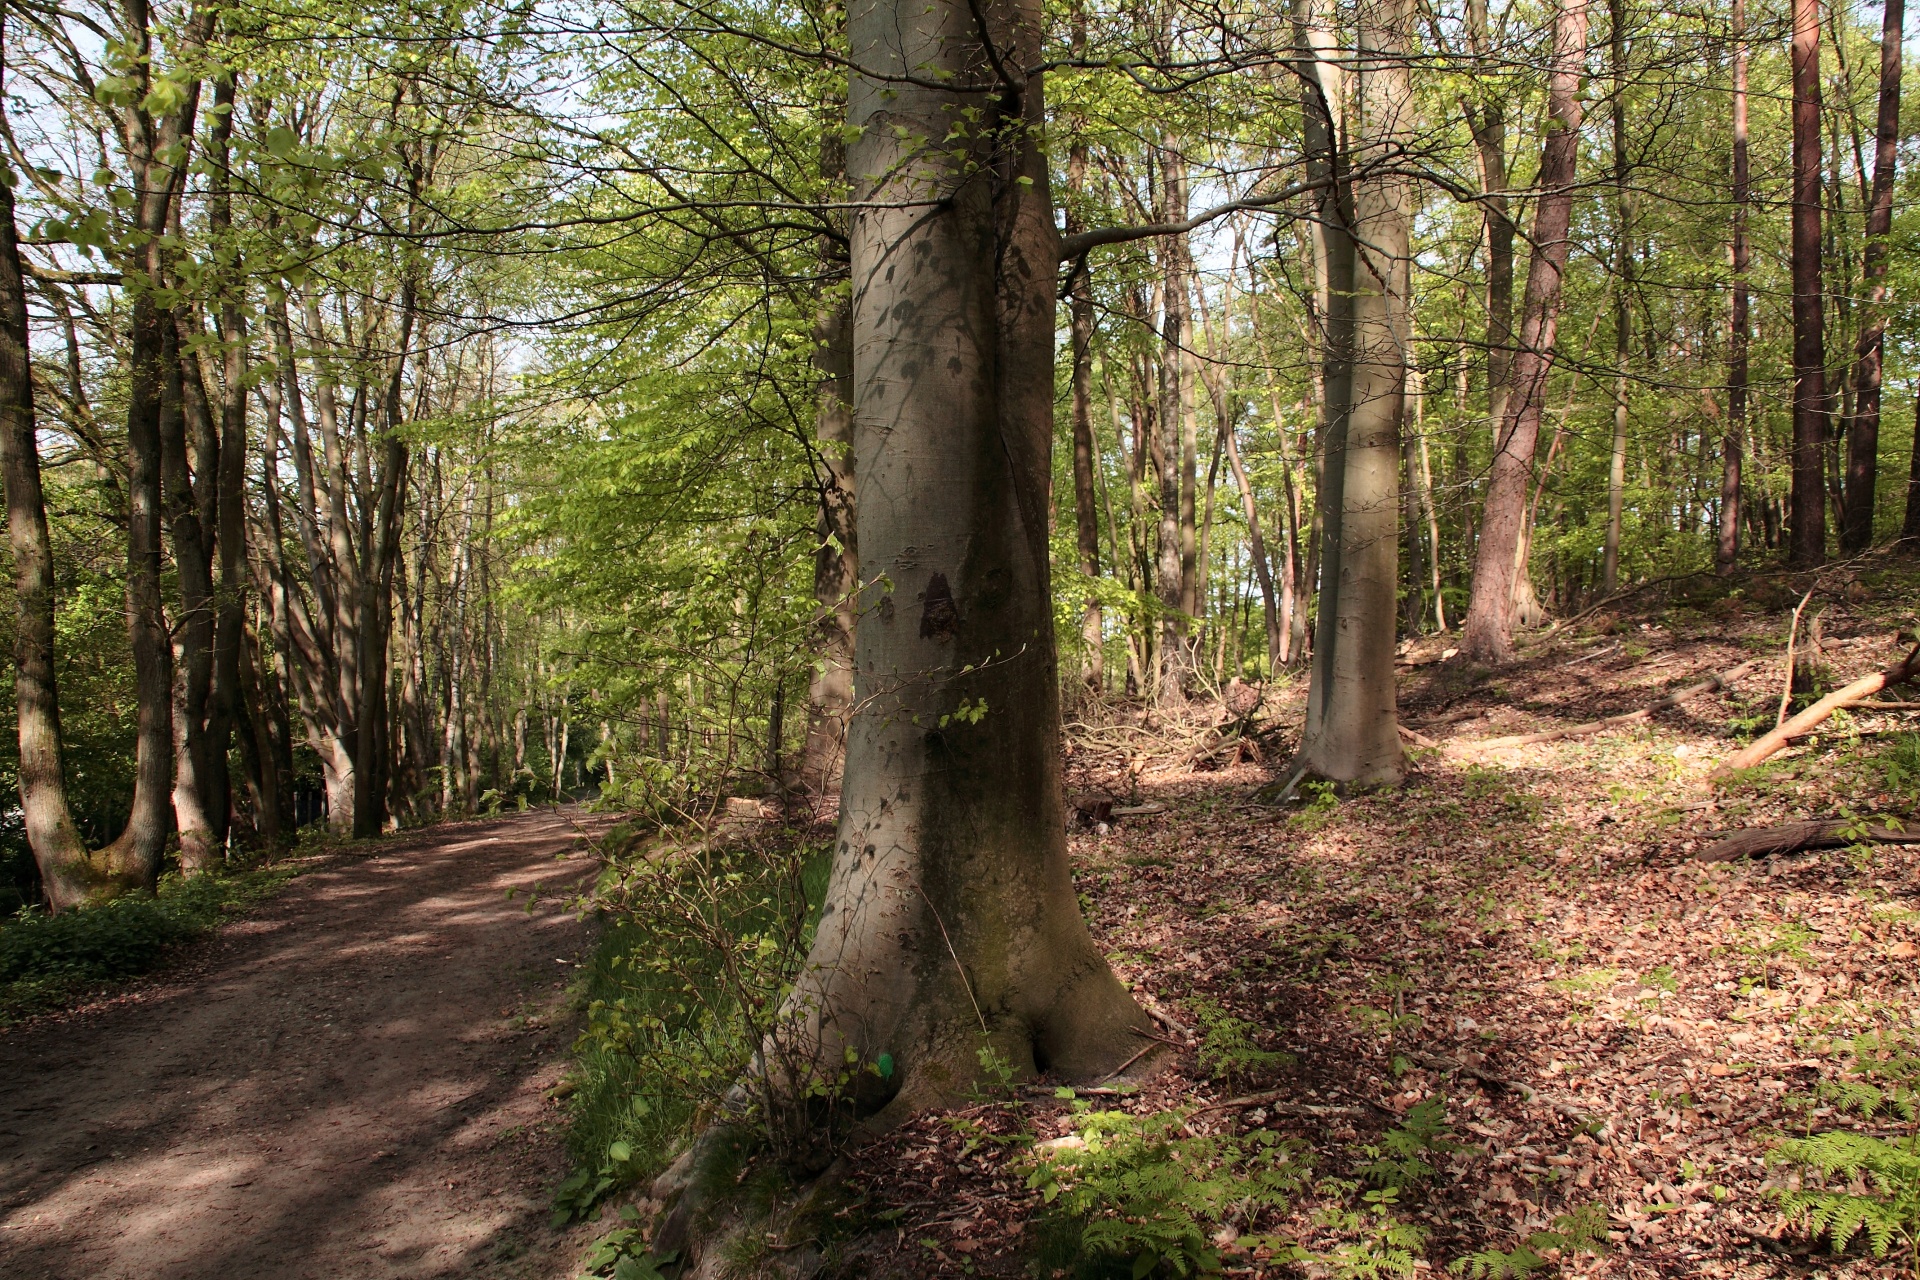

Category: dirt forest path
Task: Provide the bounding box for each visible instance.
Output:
[0,808,612,1280]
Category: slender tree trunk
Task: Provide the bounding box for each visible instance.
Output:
[163,315,220,872]
[1156,149,1193,704]
[92,0,215,888]
[1295,0,1409,788]
[1790,0,1827,565]
[1197,295,1280,676]
[1603,0,1632,592]
[352,259,417,838]
[791,0,1146,1123]
[1459,0,1588,664]
[1720,0,1750,574]
[1065,5,1102,695]
[0,41,97,907]
[1906,392,1920,538]
[1842,0,1903,552]
[1464,0,1513,438]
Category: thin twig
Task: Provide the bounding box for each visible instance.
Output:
[1779,587,1817,728]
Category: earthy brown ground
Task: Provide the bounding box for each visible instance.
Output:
[832,562,1920,1278]
[0,808,607,1280]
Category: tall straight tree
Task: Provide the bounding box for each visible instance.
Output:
[1602,0,1631,593]
[1719,0,1750,574]
[1296,0,1355,741]
[1458,0,1589,664]
[1842,0,1903,553]
[1294,0,1411,788]
[786,0,1148,1119]
[1064,0,1102,693]
[1789,0,1826,565]
[0,23,97,909]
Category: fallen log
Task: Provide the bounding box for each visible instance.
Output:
[1716,642,1920,774]
[1695,819,1920,861]
[1457,658,1760,751]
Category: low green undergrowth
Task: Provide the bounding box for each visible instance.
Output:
[0,863,296,1022]
[1771,1028,1920,1276]
[557,823,833,1226]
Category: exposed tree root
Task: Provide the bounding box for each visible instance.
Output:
[1693,819,1920,861]
[1715,642,1920,774]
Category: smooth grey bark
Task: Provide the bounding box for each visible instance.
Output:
[1458,0,1588,664]
[1294,0,1409,789]
[1155,148,1196,703]
[795,0,1147,1115]
[1296,0,1356,745]
[94,0,215,889]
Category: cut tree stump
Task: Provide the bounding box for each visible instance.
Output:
[1695,819,1920,861]
[1457,659,1759,751]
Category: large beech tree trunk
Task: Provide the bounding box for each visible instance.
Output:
[1297,0,1356,741]
[1458,0,1588,664]
[1842,0,1902,553]
[1719,0,1749,574]
[1294,0,1410,788]
[793,0,1147,1117]
[1789,0,1826,566]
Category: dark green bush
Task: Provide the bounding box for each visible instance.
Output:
[0,866,293,1019]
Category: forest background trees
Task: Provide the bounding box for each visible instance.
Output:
[3,0,1919,912]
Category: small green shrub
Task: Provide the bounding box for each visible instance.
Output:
[0,866,293,1020]
[1448,1204,1609,1279]
[1353,1096,1460,1191]
[1881,734,1920,802]
[1190,995,1294,1085]
[560,827,833,1222]
[1772,1028,1920,1275]
[1025,1106,1310,1277]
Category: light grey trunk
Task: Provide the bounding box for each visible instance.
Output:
[793,0,1145,1120]
[1295,0,1410,789]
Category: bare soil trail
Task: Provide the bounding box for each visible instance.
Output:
[0,807,611,1280]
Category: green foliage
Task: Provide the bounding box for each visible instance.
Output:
[1025,1107,1309,1277]
[1189,996,1294,1085]
[0,866,294,1021]
[1881,735,1920,802]
[1314,1183,1428,1280]
[1448,1204,1610,1279]
[1772,1028,1920,1272]
[559,829,834,1222]
[579,1203,676,1278]
[1771,1132,1920,1266]
[1353,1097,1461,1192]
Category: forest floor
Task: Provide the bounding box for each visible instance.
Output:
[822,559,1920,1279]
[0,807,610,1280]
